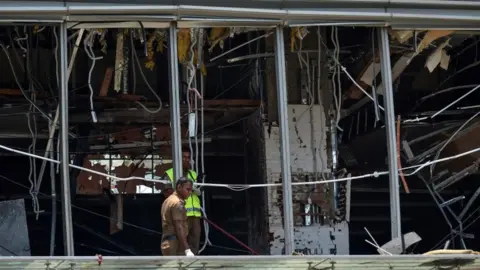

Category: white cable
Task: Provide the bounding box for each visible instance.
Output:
[83,31,101,123]
[187,29,197,169]
[199,74,211,253]
[331,27,339,123]
[27,108,40,220]
[429,110,480,177]
[31,105,40,219]
[56,136,60,173]
[131,34,162,114]
[341,65,385,112]
[334,27,343,131]
[371,29,380,123]
[2,142,480,191]
[14,26,28,56]
[316,27,328,181]
[401,83,480,124]
[185,29,211,254]
[329,27,344,132]
[318,31,385,114]
[295,39,314,125]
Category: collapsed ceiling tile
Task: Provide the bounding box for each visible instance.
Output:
[440,50,450,70]
[425,39,450,73]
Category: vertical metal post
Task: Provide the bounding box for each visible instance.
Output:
[168,22,183,181]
[378,27,402,239]
[274,26,295,254]
[59,22,75,255]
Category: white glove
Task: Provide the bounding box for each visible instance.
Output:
[185,249,195,257]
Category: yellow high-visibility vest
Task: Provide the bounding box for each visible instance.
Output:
[165,168,202,217]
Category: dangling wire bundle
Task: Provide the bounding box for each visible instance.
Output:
[83,30,102,123]
[331,26,343,132]
[131,30,163,114]
[27,94,41,220]
[185,28,211,254]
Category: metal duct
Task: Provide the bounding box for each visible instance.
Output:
[3,2,480,27]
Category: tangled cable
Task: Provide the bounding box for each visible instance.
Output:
[331,26,343,131]
[83,30,102,123]
[184,28,212,254]
[130,30,163,114]
[27,99,41,220]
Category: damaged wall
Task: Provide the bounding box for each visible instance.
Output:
[245,110,270,254]
[264,104,349,255]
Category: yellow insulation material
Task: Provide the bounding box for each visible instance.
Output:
[177,28,191,64]
[208,28,230,52]
[290,27,298,52]
[290,27,309,52]
[145,33,156,71]
[144,30,166,71]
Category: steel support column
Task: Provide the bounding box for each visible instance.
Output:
[274,26,294,255]
[168,22,183,180]
[378,27,402,239]
[59,22,75,255]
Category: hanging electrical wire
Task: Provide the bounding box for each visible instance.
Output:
[316,27,328,182]
[429,110,480,177]
[130,30,162,114]
[2,141,480,193]
[184,28,212,254]
[371,29,380,122]
[186,28,198,169]
[27,101,41,220]
[318,35,385,113]
[0,44,55,123]
[329,26,344,132]
[23,29,43,220]
[334,26,343,132]
[83,30,101,123]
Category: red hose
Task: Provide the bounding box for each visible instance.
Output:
[202,218,259,255]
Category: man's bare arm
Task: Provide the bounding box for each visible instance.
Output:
[172,202,189,249]
[174,220,189,249]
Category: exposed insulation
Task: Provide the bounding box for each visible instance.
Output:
[290,27,308,52]
[208,28,230,52]
[425,38,450,73]
[145,29,166,71]
[417,30,454,54]
[177,28,191,64]
[390,30,426,44]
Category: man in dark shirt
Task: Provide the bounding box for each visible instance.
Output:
[160,177,194,256]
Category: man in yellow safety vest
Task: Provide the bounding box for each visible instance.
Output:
[164,148,202,255]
